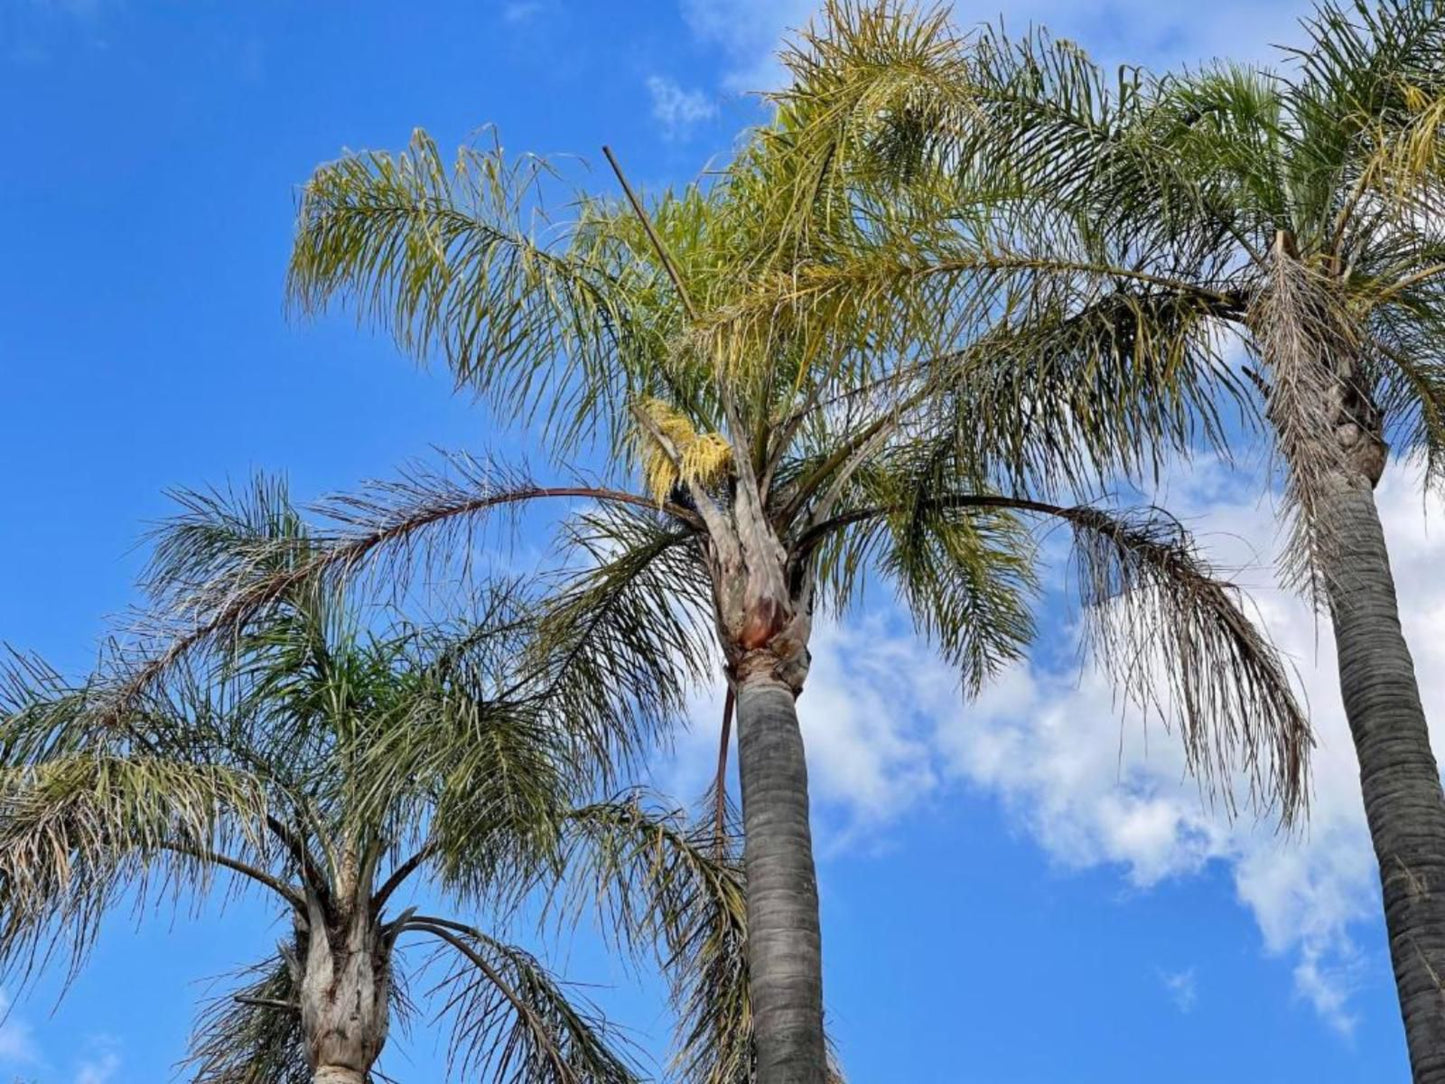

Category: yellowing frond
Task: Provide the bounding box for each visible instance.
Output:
[634,399,733,505]
[1354,88,1445,210]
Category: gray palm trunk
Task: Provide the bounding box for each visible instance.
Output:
[1320,472,1445,1082]
[696,450,830,1084]
[735,670,827,1084]
[292,888,390,1084]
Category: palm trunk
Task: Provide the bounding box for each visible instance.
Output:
[295,891,390,1084]
[735,669,826,1084]
[312,1068,367,1084]
[1322,477,1445,1082]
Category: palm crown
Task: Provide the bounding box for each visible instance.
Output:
[768,0,1445,586]
[0,479,752,1083]
[278,100,1310,815]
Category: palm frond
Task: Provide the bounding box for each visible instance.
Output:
[1248,243,1373,594]
[95,459,688,724]
[406,916,641,1083]
[846,444,1039,692]
[534,503,714,747]
[0,752,275,987]
[288,129,638,456]
[185,956,310,1084]
[559,797,750,1084]
[1061,502,1312,822]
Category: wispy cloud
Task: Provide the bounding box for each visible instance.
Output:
[0,994,120,1083]
[646,76,718,140]
[1161,967,1199,1013]
[502,0,545,24]
[74,1050,121,1084]
[0,989,39,1066]
[679,0,817,93]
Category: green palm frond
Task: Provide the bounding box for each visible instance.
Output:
[144,475,313,615]
[879,500,1037,695]
[92,460,699,722]
[353,635,576,904]
[1372,312,1445,488]
[1293,0,1445,132]
[803,487,1311,820]
[937,285,1245,495]
[186,956,310,1084]
[0,752,275,986]
[557,796,853,1084]
[289,129,640,457]
[535,503,714,734]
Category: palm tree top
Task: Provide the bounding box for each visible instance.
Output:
[0,479,754,1082]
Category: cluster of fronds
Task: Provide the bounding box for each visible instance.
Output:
[558,795,753,1084]
[185,958,313,1084]
[410,917,640,1083]
[0,479,733,1082]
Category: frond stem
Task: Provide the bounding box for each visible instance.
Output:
[403,916,575,1081]
[159,842,305,912]
[373,842,436,913]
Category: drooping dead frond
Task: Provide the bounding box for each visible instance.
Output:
[1248,241,1376,596]
[185,956,310,1084]
[1063,503,1312,823]
[557,795,849,1084]
[186,951,418,1083]
[558,796,751,1084]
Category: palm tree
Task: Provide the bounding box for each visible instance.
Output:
[0,480,745,1084]
[78,79,1312,1080]
[771,0,1445,1075]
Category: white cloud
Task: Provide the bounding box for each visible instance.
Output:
[0,992,119,1082]
[1161,967,1199,1013]
[646,76,718,140]
[72,1037,121,1084]
[680,0,818,93]
[0,989,38,1065]
[74,1054,120,1084]
[658,455,1445,1032]
[935,456,1445,1033]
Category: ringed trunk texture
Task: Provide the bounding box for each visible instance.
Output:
[312,1068,367,1084]
[735,667,826,1084]
[1322,476,1445,1082]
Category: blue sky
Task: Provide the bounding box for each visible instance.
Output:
[4,0,1444,1080]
